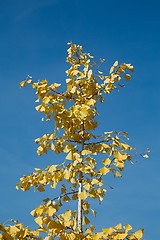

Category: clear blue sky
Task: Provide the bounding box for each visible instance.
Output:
[0,0,160,239]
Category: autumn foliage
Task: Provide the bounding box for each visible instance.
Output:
[0,43,146,239]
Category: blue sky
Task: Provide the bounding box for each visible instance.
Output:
[0,0,160,239]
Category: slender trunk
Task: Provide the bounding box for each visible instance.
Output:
[78,175,83,232]
[77,122,84,232]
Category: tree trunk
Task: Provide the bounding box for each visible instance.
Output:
[78,179,82,232]
[77,122,85,232]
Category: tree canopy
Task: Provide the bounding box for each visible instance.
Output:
[0,42,149,239]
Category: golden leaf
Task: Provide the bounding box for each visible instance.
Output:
[47,220,59,229]
[99,167,110,175]
[88,69,92,79]
[44,236,54,240]
[38,185,45,192]
[91,178,99,185]
[103,227,114,236]
[19,81,26,87]
[125,223,132,232]
[9,226,19,234]
[113,60,118,67]
[63,195,71,202]
[78,191,88,200]
[102,158,111,166]
[72,70,79,76]
[16,182,20,190]
[92,232,103,240]
[124,74,131,81]
[81,149,92,155]
[115,171,122,177]
[63,170,71,180]
[91,209,97,217]
[66,151,73,160]
[72,193,78,200]
[125,63,134,72]
[48,165,57,173]
[83,216,90,225]
[133,229,143,239]
[47,206,56,216]
[114,232,127,239]
[34,217,43,227]
[109,66,114,74]
[84,182,91,190]
[62,209,71,224]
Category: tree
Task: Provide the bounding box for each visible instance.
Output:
[0,42,149,239]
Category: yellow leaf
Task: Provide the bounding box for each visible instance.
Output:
[113,60,118,67]
[81,106,89,119]
[115,171,122,177]
[101,143,109,149]
[63,195,71,202]
[66,151,73,160]
[86,99,96,106]
[48,165,57,173]
[121,143,132,150]
[16,182,20,190]
[61,186,66,194]
[99,166,110,175]
[133,229,143,239]
[92,232,103,240]
[47,206,56,216]
[30,209,36,216]
[44,237,54,240]
[109,66,114,74]
[91,209,97,217]
[35,105,45,112]
[78,191,88,200]
[84,182,91,190]
[72,70,79,76]
[124,74,131,81]
[9,226,19,234]
[50,83,61,90]
[125,223,132,232]
[103,227,114,235]
[81,149,92,155]
[63,170,71,180]
[125,63,134,72]
[118,65,125,73]
[19,81,26,87]
[114,223,122,230]
[91,178,99,185]
[34,217,43,227]
[85,228,92,234]
[88,69,92,79]
[83,216,90,225]
[62,209,71,223]
[47,220,59,229]
[70,86,76,93]
[66,78,72,83]
[72,193,78,200]
[114,232,127,239]
[115,151,127,161]
[38,185,45,192]
[102,158,111,166]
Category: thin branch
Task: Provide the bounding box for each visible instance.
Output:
[51,190,78,202]
[84,138,112,146]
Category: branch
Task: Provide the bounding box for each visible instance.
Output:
[50,190,78,202]
[84,138,112,146]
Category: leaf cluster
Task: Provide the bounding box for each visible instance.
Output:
[0,43,145,240]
